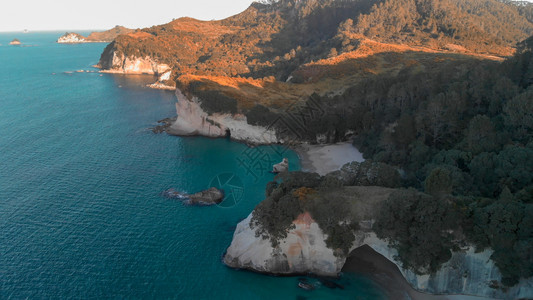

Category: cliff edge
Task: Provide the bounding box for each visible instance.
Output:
[223,182,533,299]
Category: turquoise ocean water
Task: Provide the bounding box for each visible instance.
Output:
[0,32,385,299]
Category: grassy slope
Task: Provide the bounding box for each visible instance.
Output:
[99,0,533,112]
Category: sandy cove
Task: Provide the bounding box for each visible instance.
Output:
[295,141,365,175]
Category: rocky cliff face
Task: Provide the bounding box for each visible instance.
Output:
[167,89,278,144]
[98,50,170,75]
[363,235,533,299]
[224,212,344,276]
[224,212,533,299]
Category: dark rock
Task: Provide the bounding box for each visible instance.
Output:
[162,187,224,206]
[298,281,315,291]
[151,117,176,134]
[318,278,344,290]
[187,187,225,206]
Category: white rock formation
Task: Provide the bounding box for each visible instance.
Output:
[99,52,170,75]
[224,212,344,276]
[224,213,533,299]
[57,33,86,43]
[167,89,279,144]
[272,158,289,173]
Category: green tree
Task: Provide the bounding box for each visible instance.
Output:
[425,167,453,197]
[463,115,499,154]
[375,189,456,274]
[504,89,533,141]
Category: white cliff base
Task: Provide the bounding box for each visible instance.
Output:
[224,212,343,276]
[100,52,170,75]
[224,213,533,299]
[167,89,278,144]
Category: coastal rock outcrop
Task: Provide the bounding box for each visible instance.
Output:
[167,89,279,144]
[57,33,86,43]
[224,212,344,276]
[272,158,289,173]
[223,186,533,299]
[163,187,224,206]
[98,50,170,75]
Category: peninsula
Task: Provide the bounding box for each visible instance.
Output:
[57,26,133,43]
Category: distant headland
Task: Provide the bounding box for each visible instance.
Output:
[57,26,133,44]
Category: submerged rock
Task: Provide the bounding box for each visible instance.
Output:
[162,188,189,200]
[298,281,315,291]
[162,187,224,206]
[318,278,344,290]
[151,117,177,134]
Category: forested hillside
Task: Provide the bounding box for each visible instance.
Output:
[253,33,533,286]
[100,0,533,90]
[98,0,533,287]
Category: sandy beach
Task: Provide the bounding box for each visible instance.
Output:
[296,141,365,175]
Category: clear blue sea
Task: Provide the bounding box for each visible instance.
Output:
[0,32,385,299]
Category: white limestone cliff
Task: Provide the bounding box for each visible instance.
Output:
[224,212,533,299]
[167,89,279,144]
[99,51,170,75]
[224,212,344,276]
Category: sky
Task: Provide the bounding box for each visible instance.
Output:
[0,0,257,32]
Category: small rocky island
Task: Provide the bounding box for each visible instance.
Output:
[163,187,224,206]
[9,39,21,45]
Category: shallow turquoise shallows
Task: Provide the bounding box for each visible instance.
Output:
[0,32,385,299]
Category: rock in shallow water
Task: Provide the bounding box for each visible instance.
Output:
[151,117,177,134]
[188,187,225,205]
[162,187,224,206]
[272,158,289,173]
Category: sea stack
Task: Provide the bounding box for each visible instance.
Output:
[272,158,289,173]
[9,39,21,45]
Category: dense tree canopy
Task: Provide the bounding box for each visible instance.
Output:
[254,32,533,286]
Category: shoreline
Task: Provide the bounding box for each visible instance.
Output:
[294,141,365,175]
